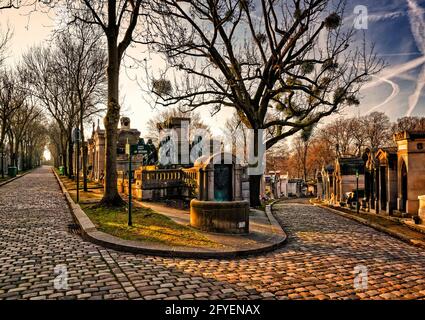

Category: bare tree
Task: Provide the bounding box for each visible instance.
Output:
[46,121,64,168]
[22,25,106,182]
[23,45,77,177]
[0,24,12,67]
[299,125,315,180]
[224,111,250,163]
[19,111,48,170]
[349,117,367,156]
[361,112,392,150]
[317,117,353,157]
[146,106,209,145]
[8,99,41,168]
[61,0,145,206]
[144,0,384,205]
[0,0,52,10]
[55,22,107,190]
[393,116,425,133]
[0,70,27,175]
[0,25,13,177]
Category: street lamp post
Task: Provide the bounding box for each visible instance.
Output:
[73,128,81,203]
[125,139,133,226]
[356,169,360,214]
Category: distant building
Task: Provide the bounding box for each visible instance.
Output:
[373,147,398,214]
[319,130,425,221]
[334,157,365,203]
[157,117,190,167]
[393,131,425,215]
[318,157,365,205]
[87,117,145,182]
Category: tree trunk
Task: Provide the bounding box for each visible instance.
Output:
[303,142,308,181]
[68,135,73,179]
[61,133,68,175]
[249,128,262,207]
[82,144,88,191]
[249,175,262,207]
[100,36,124,206]
[8,137,13,164]
[20,140,25,171]
[13,140,19,169]
[80,112,88,192]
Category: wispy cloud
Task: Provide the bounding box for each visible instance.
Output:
[368,11,406,22]
[363,55,425,89]
[366,76,400,113]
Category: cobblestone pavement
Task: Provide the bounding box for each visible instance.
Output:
[1,167,425,300]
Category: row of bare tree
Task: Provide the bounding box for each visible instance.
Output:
[0,70,48,176]
[22,22,107,191]
[0,18,106,186]
[2,0,383,206]
[0,26,47,176]
[268,113,425,181]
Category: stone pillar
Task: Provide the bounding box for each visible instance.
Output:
[234,165,242,201]
[198,168,204,200]
[97,142,105,181]
[387,165,397,215]
[419,195,425,223]
[207,168,214,201]
[375,167,380,213]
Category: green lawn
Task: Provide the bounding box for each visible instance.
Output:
[55,167,220,248]
[82,204,221,248]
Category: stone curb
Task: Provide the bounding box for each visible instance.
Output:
[266,200,287,235]
[52,168,287,259]
[316,204,425,250]
[0,169,35,188]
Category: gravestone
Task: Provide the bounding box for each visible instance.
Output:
[190,152,249,234]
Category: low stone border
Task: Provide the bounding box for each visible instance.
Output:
[317,204,425,250]
[266,201,287,235]
[52,168,287,259]
[0,169,35,188]
[314,200,425,235]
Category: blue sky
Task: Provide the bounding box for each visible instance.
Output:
[344,0,425,120]
[1,0,425,136]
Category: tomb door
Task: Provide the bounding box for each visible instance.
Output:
[380,166,387,211]
[401,161,408,211]
[214,164,233,201]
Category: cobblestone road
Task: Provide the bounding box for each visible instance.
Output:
[1,167,425,300]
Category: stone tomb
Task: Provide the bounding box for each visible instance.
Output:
[375,147,398,214]
[87,117,144,182]
[333,157,365,203]
[394,131,425,215]
[190,152,249,234]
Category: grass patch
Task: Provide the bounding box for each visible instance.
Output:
[82,204,221,248]
[55,167,221,248]
[55,169,104,203]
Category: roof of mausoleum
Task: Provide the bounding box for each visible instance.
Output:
[335,157,365,176]
[394,130,425,141]
[376,146,397,156]
[195,152,239,168]
[157,117,191,131]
